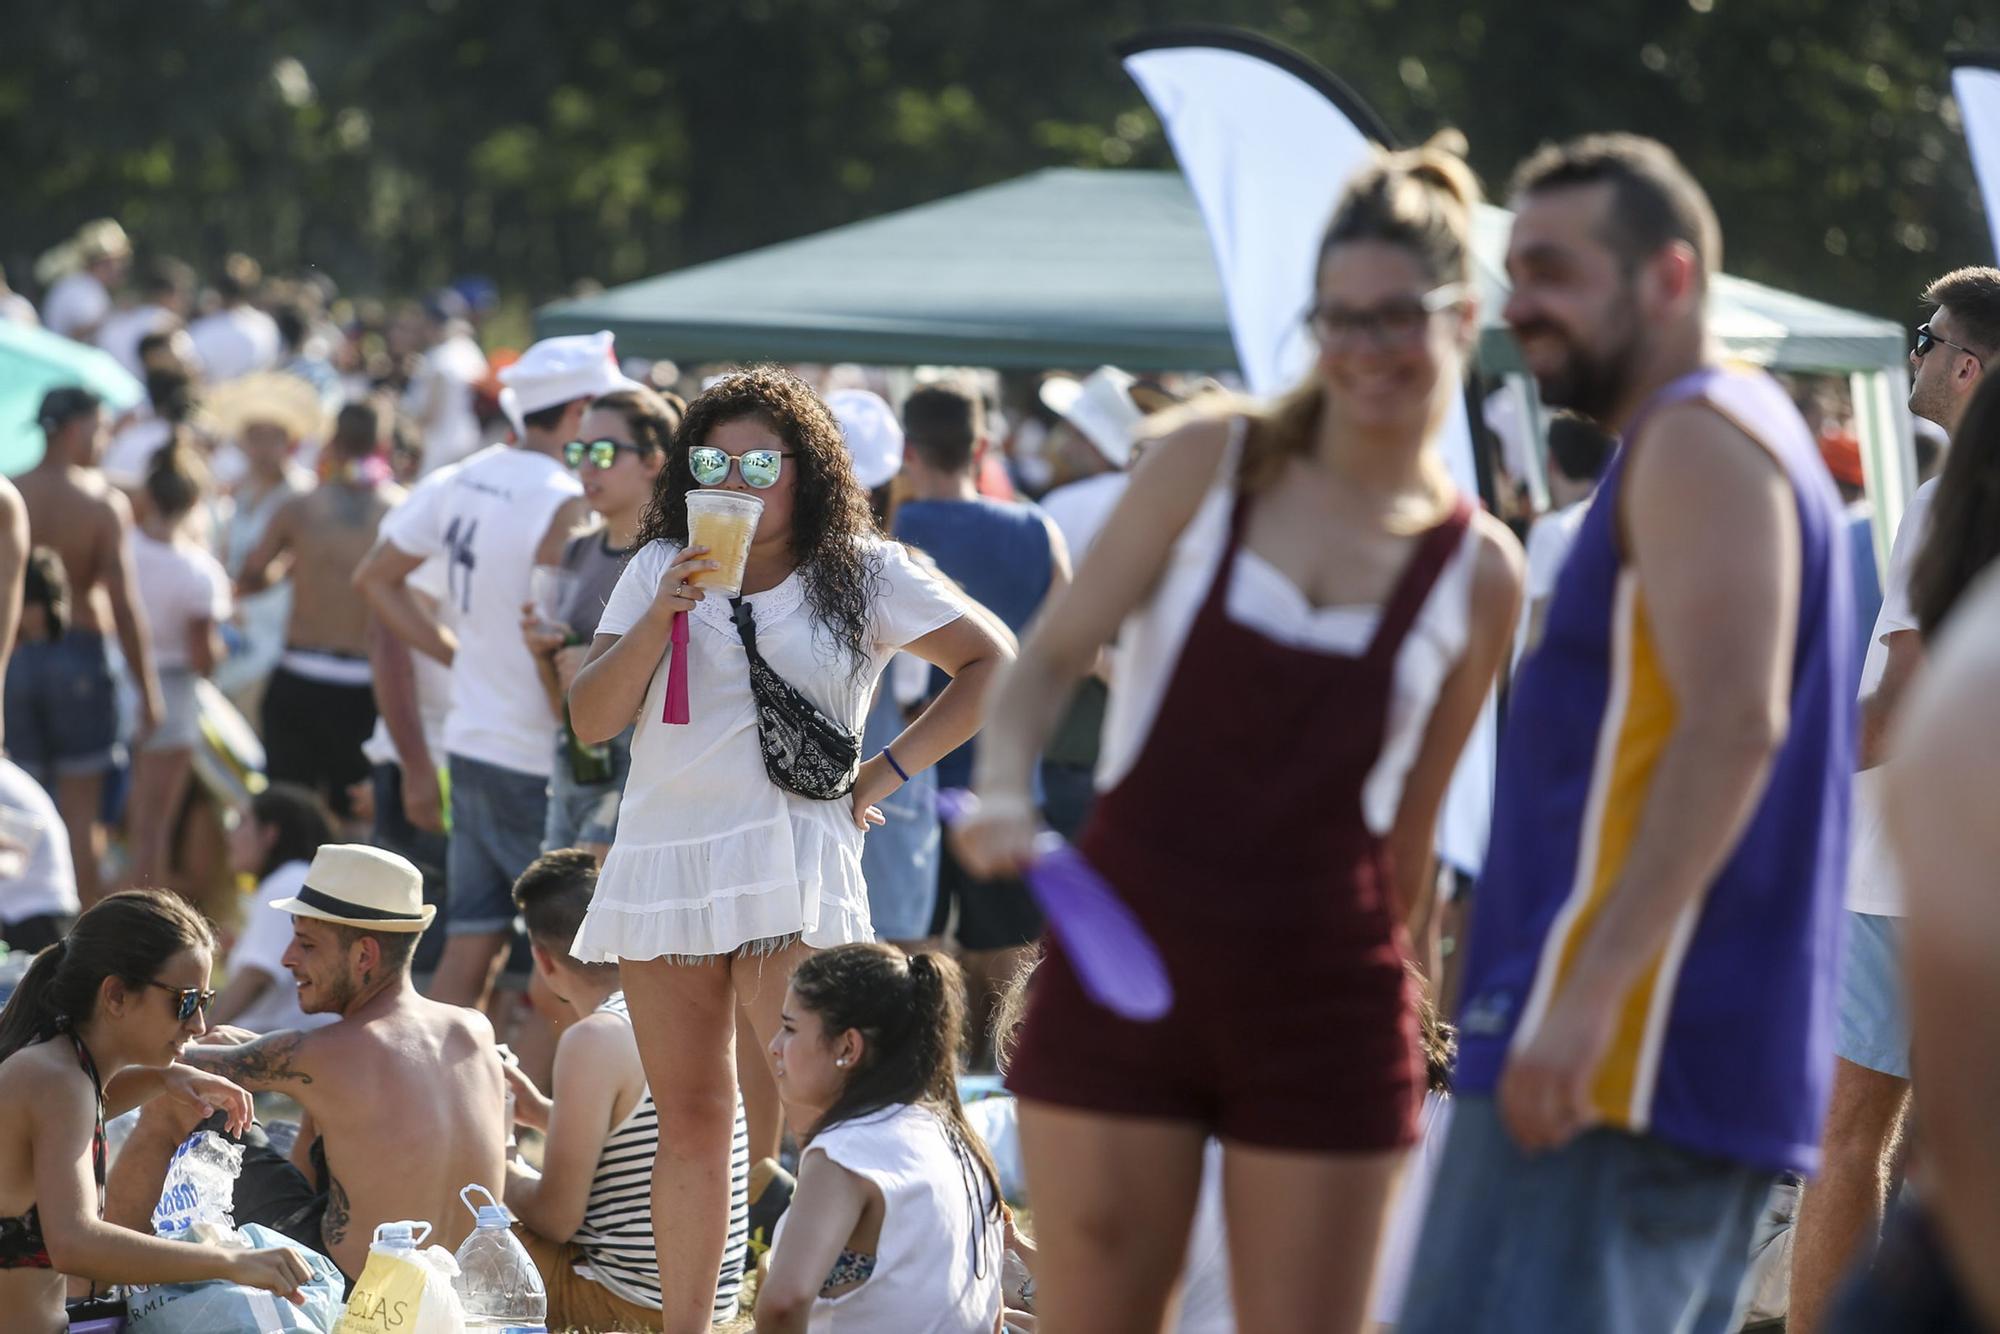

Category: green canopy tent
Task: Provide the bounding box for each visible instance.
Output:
[540,168,1918,551]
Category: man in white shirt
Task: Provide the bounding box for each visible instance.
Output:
[1034,366,1145,562]
[97,258,194,379]
[187,253,281,382]
[1790,263,1999,1333]
[404,289,491,477]
[357,331,632,1008]
[39,218,130,342]
[1512,411,1614,666]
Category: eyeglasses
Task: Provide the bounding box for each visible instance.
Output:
[1914,324,1985,367]
[1304,283,1468,349]
[564,438,649,470]
[688,445,793,490]
[149,981,218,1024]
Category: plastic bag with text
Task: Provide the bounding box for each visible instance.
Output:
[125,1222,345,1334]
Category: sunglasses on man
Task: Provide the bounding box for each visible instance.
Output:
[688,445,794,490]
[563,438,649,470]
[1913,323,1985,367]
[150,980,218,1024]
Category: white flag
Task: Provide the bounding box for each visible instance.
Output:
[1953,55,2000,260]
[1121,29,1494,874]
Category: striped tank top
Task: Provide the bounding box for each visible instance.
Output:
[1454,367,1854,1175]
[570,992,752,1318]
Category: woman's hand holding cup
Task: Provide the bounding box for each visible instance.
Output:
[652,545,717,623]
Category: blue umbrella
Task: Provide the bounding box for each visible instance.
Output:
[0,320,145,475]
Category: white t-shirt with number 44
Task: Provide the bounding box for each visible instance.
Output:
[380,445,582,778]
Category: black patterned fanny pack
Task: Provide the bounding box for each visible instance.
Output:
[730,597,861,800]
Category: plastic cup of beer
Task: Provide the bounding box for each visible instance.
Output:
[685,491,764,596]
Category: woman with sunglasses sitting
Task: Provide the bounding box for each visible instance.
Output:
[0,890,314,1332]
[568,366,1014,1333]
[523,385,685,863]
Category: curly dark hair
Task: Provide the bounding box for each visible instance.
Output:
[634,366,882,671]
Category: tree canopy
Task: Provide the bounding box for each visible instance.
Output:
[3,0,1993,327]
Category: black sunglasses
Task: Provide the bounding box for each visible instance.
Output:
[564,438,649,470]
[1914,324,1985,367]
[149,980,218,1024]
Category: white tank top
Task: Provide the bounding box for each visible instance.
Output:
[776,1103,1004,1333]
[1099,421,1481,836]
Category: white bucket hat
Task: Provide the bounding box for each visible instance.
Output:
[1039,366,1143,469]
[272,844,435,933]
[498,330,646,437]
[827,388,905,490]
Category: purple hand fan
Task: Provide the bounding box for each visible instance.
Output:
[936,789,1172,1022]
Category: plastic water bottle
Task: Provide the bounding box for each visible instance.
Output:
[451,1184,548,1332]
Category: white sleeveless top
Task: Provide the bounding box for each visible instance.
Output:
[568,992,750,1318]
[1100,423,1481,836]
[775,1103,1004,1334]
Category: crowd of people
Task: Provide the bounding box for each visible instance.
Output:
[0,125,1995,1334]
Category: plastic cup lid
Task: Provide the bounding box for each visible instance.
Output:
[685,489,764,518]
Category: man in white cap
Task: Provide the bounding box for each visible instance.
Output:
[1035,365,1146,561]
[357,330,635,1009]
[110,844,509,1284]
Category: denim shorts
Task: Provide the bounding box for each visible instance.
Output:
[1834,911,1910,1080]
[1399,1095,1776,1334]
[541,727,632,853]
[4,632,122,782]
[445,753,550,936]
[370,763,451,976]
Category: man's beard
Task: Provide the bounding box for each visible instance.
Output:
[1908,373,1950,429]
[1516,295,1645,423]
[300,970,358,1015]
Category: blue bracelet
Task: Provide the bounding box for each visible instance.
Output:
[879,747,911,783]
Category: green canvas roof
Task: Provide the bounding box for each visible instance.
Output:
[538,167,1907,375]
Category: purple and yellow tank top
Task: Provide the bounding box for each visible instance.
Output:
[1454,367,1854,1174]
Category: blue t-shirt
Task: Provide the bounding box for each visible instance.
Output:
[893,498,1056,790]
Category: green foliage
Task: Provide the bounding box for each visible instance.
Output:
[0,0,1993,322]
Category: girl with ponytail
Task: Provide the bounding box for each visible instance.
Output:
[0,891,312,1329]
[756,942,1004,1332]
[956,131,1526,1332]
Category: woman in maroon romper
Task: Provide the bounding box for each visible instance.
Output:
[957,138,1525,1333]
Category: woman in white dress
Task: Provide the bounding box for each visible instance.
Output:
[568,366,1013,1332]
[757,942,1005,1333]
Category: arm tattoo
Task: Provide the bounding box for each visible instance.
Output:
[187,1032,315,1089]
[321,1174,351,1249]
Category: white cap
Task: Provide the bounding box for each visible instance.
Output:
[497,331,646,436]
[827,389,905,490]
[1039,366,1143,469]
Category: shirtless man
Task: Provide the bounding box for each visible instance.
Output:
[6,388,162,907]
[240,401,403,826]
[104,844,507,1281]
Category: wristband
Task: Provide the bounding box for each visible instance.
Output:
[880,746,911,783]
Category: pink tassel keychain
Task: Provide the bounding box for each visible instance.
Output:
[662,611,691,724]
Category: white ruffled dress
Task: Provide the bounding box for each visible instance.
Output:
[571,538,966,962]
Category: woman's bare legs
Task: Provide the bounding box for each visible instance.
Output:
[125,746,192,887]
[1017,1100,1208,1334]
[1221,1141,1405,1334]
[621,955,739,1334]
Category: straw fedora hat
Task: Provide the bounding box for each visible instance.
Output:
[201,371,329,444]
[272,844,435,932]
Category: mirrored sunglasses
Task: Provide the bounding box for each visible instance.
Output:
[563,438,647,470]
[688,445,792,489]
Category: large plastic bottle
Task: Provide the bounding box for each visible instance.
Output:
[451,1184,548,1333]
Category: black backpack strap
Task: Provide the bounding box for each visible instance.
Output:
[730,597,760,657]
